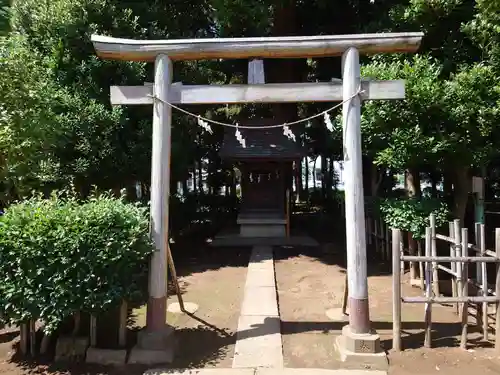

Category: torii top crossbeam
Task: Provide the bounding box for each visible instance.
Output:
[91,32,423,61]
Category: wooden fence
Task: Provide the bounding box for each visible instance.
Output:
[366,214,500,350]
[19,300,128,356]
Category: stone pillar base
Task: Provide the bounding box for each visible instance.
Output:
[86,348,127,365]
[128,325,176,364]
[334,325,388,370]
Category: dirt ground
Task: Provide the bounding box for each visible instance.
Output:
[0,238,499,375]
[274,244,500,375]
[132,246,249,369]
[0,246,249,375]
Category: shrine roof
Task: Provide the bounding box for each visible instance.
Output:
[219,118,305,160]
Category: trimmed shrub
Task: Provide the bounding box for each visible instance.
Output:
[0,192,154,333]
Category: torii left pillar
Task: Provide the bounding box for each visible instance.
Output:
[129,54,176,364]
[334,47,387,368]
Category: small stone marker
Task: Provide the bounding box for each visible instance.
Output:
[54,336,89,362]
[85,347,127,365]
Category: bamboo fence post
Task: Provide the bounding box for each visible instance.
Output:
[379,221,385,261]
[417,240,424,290]
[460,227,469,349]
[454,220,462,315]
[430,214,440,296]
[400,234,405,274]
[286,189,290,238]
[409,231,417,281]
[382,220,387,261]
[424,227,432,348]
[385,223,391,262]
[392,228,402,351]
[450,221,458,314]
[480,223,488,341]
[475,223,483,329]
[495,228,500,351]
[366,217,372,246]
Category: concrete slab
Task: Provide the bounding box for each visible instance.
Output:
[233,316,283,368]
[136,325,175,351]
[335,335,388,371]
[250,246,274,263]
[143,369,386,375]
[245,266,275,287]
[232,245,283,369]
[339,325,382,354]
[128,347,174,365]
[241,286,279,317]
[145,369,254,375]
[257,369,387,375]
[85,348,126,365]
[234,315,282,341]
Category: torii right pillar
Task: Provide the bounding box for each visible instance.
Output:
[336,47,388,368]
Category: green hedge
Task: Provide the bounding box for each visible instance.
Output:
[0,193,154,333]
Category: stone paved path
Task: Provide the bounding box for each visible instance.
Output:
[232,246,284,368]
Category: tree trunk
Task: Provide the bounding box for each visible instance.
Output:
[328,157,335,190]
[452,166,470,225]
[405,168,421,280]
[126,184,137,201]
[312,157,318,194]
[381,169,395,197]
[294,161,302,203]
[405,168,421,197]
[197,160,203,193]
[192,168,197,194]
[370,165,385,198]
[443,172,453,197]
[430,172,439,198]
[229,169,236,198]
[304,157,309,202]
[321,154,327,200]
[362,156,373,197]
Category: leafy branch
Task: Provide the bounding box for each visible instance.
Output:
[377,197,450,240]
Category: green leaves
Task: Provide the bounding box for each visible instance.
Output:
[361,55,446,169]
[0,0,9,36]
[443,63,500,166]
[0,193,154,333]
[361,52,500,176]
[377,197,450,239]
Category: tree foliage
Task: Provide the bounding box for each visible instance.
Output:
[1,0,500,252]
[378,197,450,239]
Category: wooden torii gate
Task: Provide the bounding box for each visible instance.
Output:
[92,32,423,363]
